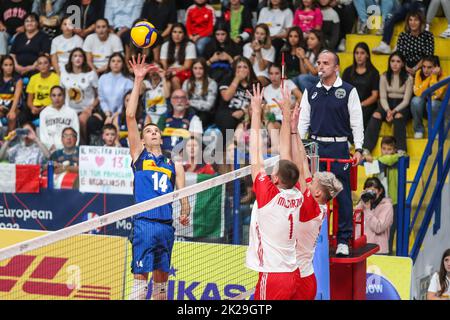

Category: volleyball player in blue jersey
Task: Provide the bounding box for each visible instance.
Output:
[127,54,190,300]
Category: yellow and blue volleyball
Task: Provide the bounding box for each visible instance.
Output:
[130,21,158,48]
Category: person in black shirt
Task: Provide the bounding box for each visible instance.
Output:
[342,42,380,129]
[0,0,33,57]
[10,13,51,77]
[63,0,106,39]
[204,20,243,84]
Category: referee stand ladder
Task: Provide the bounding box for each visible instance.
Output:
[320,157,380,300]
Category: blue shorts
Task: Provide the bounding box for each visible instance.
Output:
[129,218,175,274]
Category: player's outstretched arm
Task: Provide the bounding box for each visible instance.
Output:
[291,104,311,192]
[273,86,292,162]
[127,54,152,162]
[248,83,265,182]
[175,161,190,226]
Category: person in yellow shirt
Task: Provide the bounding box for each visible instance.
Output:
[23,54,60,123]
[411,55,447,139]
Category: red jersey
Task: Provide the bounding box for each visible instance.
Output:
[246,172,303,273]
[185,4,216,38]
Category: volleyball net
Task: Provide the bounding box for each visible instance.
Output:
[0,142,319,300]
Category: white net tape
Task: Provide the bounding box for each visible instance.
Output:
[0,156,280,262]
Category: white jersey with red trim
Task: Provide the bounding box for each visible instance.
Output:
[246,172,303,273]
[295,188,328,278]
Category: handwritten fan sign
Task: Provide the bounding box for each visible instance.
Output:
[79,146,134,195]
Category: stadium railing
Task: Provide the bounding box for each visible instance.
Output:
[397,76,450,260]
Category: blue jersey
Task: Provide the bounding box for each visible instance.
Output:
[132,149,176,221]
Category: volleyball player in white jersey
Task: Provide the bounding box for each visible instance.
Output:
[245,83,303,300]
[276,87,343,300]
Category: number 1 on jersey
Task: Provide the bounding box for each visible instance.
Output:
[152,172,168,193]
[289,214,293,240]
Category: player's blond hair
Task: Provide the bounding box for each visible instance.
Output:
[314,172,343,201]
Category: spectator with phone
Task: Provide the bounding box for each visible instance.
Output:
[355,177,394,255]
[0,122,50,164]
[243,23,276,86]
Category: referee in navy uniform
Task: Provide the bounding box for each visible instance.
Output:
[298,50,364,257]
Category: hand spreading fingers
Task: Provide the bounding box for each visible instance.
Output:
[128,54,152,78]
[246,83,264,115]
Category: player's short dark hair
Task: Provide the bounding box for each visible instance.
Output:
[381,136,396,148]
[140,123,160,139]
[276,160,300,189]
[102,123,117,133]
[62,127,77,137]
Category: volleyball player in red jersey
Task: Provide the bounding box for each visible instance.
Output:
[245,83,304,300]
[276,86,343,300]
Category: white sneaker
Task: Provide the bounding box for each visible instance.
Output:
[338,38,346,52]
[414,132,424,139]
[357,20,368,34]
[372,41,391,55]
[376,22,384,35]
[439,28,450,38]
[336,243,349,256]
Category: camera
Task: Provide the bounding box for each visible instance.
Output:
[361,189,377,203]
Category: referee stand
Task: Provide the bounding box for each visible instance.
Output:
[320,157,380,300]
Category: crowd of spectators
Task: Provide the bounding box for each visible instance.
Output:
[0,0,449,247]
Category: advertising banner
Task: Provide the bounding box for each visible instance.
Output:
[0,189,135,237]
[366,255,413,300]
[79,146,134,195]
[0,229,127,300]
[124,241,258,300]
[0,188,225,239]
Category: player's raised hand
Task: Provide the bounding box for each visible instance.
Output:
[291,102,301,133]
[179,214,190,226]
[128,54,152,79]
[246,83,264,116]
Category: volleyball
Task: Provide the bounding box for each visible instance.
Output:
[130,21,158,48]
